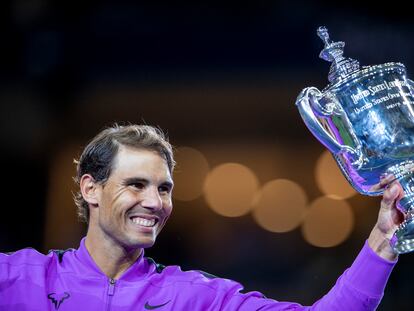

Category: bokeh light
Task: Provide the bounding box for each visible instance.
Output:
[173,146,210,201]
[203,163,259,217]
[252,179,307,233]
[45,144,84,250]
[302,196,354,248]
[315,150,356,199]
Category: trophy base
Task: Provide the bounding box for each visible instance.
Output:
[391,212,414,254]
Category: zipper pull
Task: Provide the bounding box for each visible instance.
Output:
[108,278,116,296]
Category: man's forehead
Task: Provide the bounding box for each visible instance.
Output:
[112,146,172,179]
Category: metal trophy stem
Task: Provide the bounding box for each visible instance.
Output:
[295,26,414,254]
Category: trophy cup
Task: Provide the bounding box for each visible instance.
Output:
[295,26,414,254]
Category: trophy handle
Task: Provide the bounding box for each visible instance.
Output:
[409,79,414,91]
[295,86,363,164]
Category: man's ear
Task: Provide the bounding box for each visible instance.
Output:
[80,174,100,207]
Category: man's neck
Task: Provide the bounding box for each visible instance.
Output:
[84,232,142,280]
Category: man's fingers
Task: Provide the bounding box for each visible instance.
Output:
[382,182,403,208]
[370,174,396,192]
[380,174,396,187]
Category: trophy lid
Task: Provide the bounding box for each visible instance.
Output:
[317,26,360,83]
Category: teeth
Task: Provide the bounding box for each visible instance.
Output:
[131,217,156,227]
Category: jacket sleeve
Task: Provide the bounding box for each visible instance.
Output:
[0,252,9,282]
[307,240,397,310]
[222,240,397,311]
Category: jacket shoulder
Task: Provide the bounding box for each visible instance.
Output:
[145,257,241,290]
[0,248,53,266]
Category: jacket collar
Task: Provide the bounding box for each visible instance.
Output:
[73,237,157,281]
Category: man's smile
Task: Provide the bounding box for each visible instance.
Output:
[130,216,158,227]
[128,214,161,233]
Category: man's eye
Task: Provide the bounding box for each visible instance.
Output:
[158,186,171,194]
[131,183,145,189]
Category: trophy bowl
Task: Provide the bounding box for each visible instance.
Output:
[295,26,414,254]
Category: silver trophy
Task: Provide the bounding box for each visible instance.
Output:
[295,26,414,254]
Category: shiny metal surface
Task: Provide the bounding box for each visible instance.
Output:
[295,27,414,253]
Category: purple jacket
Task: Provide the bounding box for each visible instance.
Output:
[0,238,396,310]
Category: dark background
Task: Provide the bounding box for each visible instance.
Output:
[1,1,414,309]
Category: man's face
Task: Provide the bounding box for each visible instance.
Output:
[93,146,174,250]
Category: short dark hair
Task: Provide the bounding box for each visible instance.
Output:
[74,124,175,223]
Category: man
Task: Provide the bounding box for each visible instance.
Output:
[0,124,404,310]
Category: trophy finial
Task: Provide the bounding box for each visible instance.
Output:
[317,26,345,63]
[316,26,360,83]
[317,26,331,46]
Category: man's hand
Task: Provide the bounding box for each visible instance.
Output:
[368,180,405,261]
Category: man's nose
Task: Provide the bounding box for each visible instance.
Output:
[141,187,163,210]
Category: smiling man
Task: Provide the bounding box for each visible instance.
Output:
[82,145,174,280]
[0,124,404,310]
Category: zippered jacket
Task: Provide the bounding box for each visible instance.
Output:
[0,238,396,310]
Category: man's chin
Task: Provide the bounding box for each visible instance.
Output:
[125,237,156,250]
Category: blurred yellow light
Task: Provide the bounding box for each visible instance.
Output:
[203,163,259,217]
[252,179,307,233]
[315,150,356,199]
[302,196,354,248]
[173,147,210,201]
